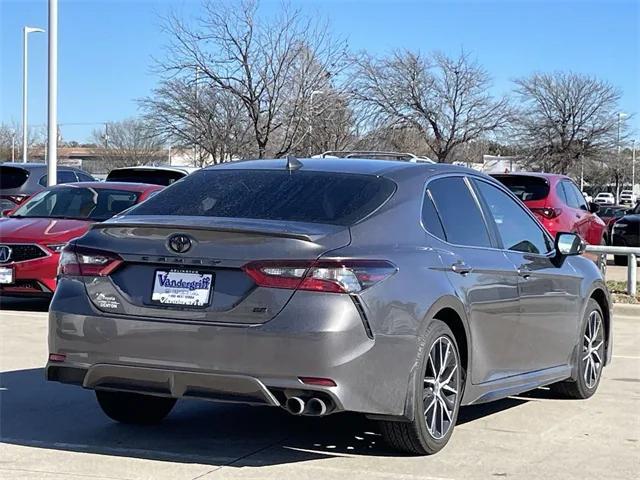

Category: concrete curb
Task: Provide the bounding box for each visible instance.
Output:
[613,303,640,316]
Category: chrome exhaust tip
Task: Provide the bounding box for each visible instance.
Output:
[306,397,328,416]
[285,396,305,415]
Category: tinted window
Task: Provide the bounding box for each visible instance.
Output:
[421,190,445,240]
[427,177,491,247]
[40,170,81,186]
[562,181,587,209]
[555,183,568,204]
[13,186,140,221]
[77,172,94,182]
[492,175,550,201]
[0,166,29,189]
[129,170,396,226]
[106,169,185,186]
[474,180,552,254]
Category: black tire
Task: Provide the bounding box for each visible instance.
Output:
[96,390,176,424]
[614,255,628,266]
[550,299,605,399]
[379,320,462,455]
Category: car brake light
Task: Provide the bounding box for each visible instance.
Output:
[58,245,123,277]
[49,353,66,362]
[3,194,29,205]
[299,377,337,387]
[242,259,397,293]
[531,207,562,219]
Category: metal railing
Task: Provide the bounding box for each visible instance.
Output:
[585,245,639,296]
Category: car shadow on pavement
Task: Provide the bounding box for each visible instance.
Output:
[0,296,51,312]
[1,367,534,466]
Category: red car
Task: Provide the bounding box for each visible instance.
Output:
[0,182,162,297]
[492,173,606,245]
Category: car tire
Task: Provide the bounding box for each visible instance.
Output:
[379,320,462,455]
[96,390,176,424]
[550,299,605,399]
[614,255,628,266]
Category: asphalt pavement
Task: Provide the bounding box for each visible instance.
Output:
[0,299,638,480]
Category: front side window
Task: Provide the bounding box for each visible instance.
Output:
[426,177,491,248]
[12,187,140,221]
[474,179,552,254]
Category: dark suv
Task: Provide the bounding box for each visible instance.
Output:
[0,163,94,212]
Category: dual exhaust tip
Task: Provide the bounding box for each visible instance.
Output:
[285,396,329,416]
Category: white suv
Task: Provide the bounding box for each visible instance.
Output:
[619,190,637,205]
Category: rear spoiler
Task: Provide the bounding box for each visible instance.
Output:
[90,222,315,242]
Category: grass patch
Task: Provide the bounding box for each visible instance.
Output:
[606,280,639,304]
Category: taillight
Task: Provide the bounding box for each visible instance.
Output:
[8,195,28,205]
[58,245,123,277]
[531,207,562,219]
[242,259,397,293]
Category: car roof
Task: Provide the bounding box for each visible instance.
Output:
[0,162,83,171]
[491,172,571,182]
[107,165,198,174]
[48,181,162,192]
[204,157,479,179]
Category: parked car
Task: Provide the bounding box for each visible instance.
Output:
[105,166,198,186]
[619,190,637,206]
[611,201,640,265]
[0,182,162,297]
[492,173,606,246]
[47,159,611,455]
[0,162,95,212]
[598,205,628,243]
[594,192,615,205]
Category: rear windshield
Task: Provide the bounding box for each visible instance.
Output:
[492,175,550,202]
[106,169,185,186]
[12,186,140,221]
[0,166,30,189]
[128,169,396,226]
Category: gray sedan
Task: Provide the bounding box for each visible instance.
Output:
[46,158,612,454]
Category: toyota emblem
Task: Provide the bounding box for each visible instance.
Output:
[168,234,192,254]
[0,245,12,263]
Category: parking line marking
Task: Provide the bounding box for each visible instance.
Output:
[612,355,640,359]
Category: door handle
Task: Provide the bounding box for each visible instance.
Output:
[451,263,472,275]
[517,266,531,278]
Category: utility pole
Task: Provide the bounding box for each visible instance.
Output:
[633,139,637,199]
[11,130,16,162]
[46,0,58,186]
[22,26,45,163]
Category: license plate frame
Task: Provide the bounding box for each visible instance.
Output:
[151,269,214,308]
[0,267,14,285]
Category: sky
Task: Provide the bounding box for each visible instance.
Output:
[1,0,638,143]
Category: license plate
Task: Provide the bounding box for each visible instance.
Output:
[151,270,213,307]
[0,267,13,284]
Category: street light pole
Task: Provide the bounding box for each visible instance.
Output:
[22,26,45,163]
[47,0,58,186]
[308,90,324,157]
[632,139,637,199]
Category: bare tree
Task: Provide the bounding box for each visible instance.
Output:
[141,78,251,165]
[158,0,349,158]
[351,50,511,162]
[91,119,166,169]
[513,72,624,173]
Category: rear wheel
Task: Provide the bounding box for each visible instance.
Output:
[96,390,176,424]
[551,299,605,399]
[379,320,462,455]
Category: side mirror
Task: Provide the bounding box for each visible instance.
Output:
[1,209,14,217]
[555,232,586,257]
[588,202,600,214]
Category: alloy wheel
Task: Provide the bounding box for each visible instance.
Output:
[583,310,605,389]
[423,336,460,440]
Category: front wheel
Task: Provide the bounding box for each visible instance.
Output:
[379,320,462,455]
[550,299,605,399]
[96,390,176,424]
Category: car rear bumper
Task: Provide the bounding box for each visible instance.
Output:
[47,279,417,417]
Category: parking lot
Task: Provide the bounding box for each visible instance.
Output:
[0,297,638,480]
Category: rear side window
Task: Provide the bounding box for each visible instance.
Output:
[128,170,396,226]
[421,191,445,240]
[426,177,491,248]
[77,172,94,182]
[0,166,29,189]
[562,181,587,210]
[492,175,550,201]
[106,169,185,186]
